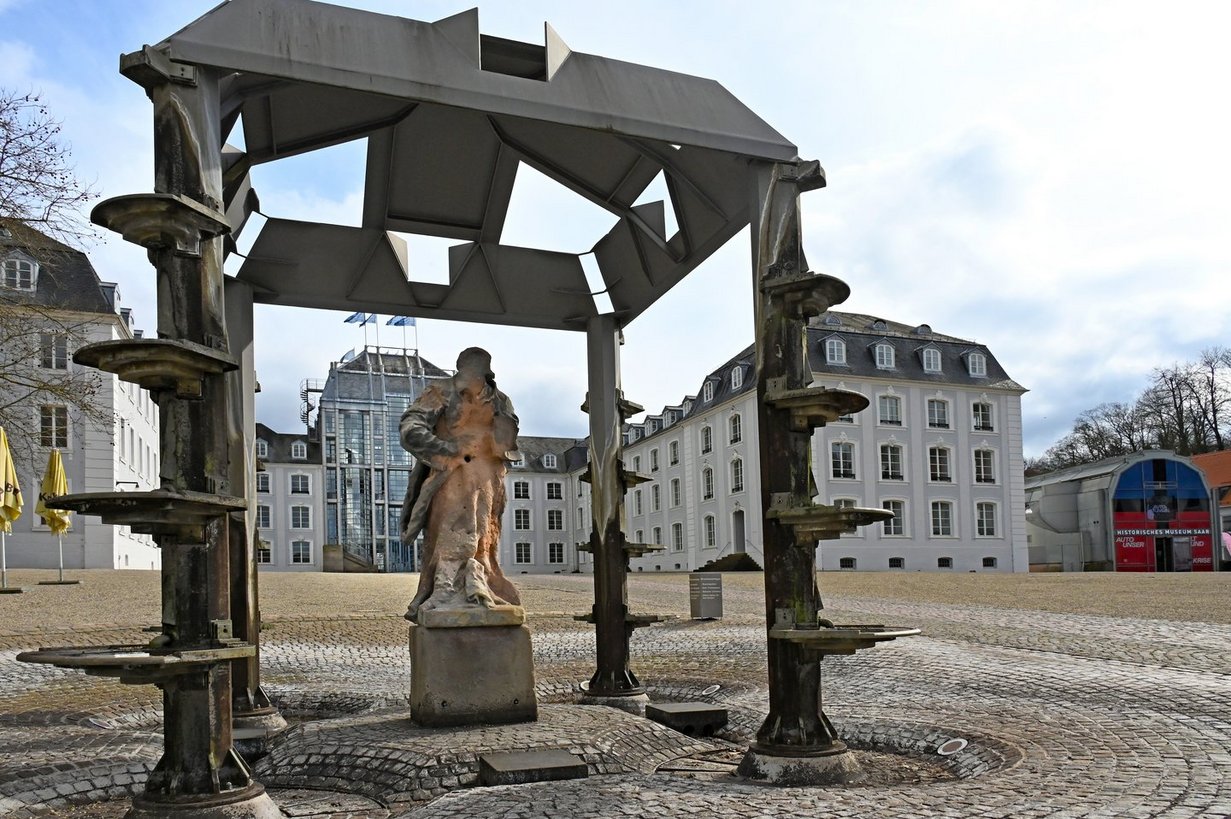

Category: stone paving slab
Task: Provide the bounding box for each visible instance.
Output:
[2,572,1231,817]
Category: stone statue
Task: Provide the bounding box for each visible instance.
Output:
[399,347,522,622]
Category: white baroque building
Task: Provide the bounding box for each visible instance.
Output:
[1,220,161,570]
[254,423,325,571]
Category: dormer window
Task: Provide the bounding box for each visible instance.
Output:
[874,342,895,369]
[255,440,268,459]
[922,348,942,373]
[682,399,692,415]
[2,257,37,291]
[731,367,743,390]
[291,441,307,459]
[871,319,888,331]
[543,453,557,469]
[823,314,842,326]
[825,338,846,365]
[702,381,714,403]
[968,352,987,377]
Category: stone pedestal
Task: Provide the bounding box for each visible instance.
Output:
[409,623,537,727]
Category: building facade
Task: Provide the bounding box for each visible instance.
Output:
[500,437,589,575]
[1,220,161,571]
[254,423,325,571]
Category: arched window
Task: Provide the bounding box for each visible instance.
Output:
[701,425,713,453]
[729,413,742,444]
[874,342,895,369]
[922,348,942,373]
[702,467,714,500]
[825,338,846,365]
[967,352,987,377]
[255,439,268,458]
[1,257,37,290]
[730,457,744,493]
[830,441,855,479]
[704,515,716,548]
[291,441,307,459]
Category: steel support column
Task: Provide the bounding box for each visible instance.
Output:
[747,161,841,754]
[584,314,642,696]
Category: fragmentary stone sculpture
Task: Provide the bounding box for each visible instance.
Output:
[400,347,522,622]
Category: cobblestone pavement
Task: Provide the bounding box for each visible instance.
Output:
[2,571,1230,817]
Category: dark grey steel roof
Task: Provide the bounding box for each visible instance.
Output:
[255,421,321,463]
[512,436,583,474]
[143,0,802,331]
[0,220,119,316]
[1024,449,1194,490]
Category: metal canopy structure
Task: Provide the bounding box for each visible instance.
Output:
[157,0,800,329]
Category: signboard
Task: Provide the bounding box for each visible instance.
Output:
[689,573,723,619]
[1112,459,1214,572]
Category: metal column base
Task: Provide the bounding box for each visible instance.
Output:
[232,708,289,761]
[577,692,650,716]
[126,784,284,819]
[737,743,867,786]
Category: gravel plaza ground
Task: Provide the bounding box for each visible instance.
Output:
[2,568,1230,817]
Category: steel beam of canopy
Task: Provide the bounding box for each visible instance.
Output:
[144,0,798,330]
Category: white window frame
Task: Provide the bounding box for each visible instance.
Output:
[830,441,856,480]
[874,342,895,369]
[730,457,744,493]
[291,441,307,459]
[668,440,679,466]
[39,404,69,448]
[291,505,311,529]
[702,467,714,501]
[651,484,661,511]
[731,367,743,390]
[881,499,906,537]
[825,337,846,365]
[877,395,901,426]
[976,501,999,537]
[256,440,269,459]
[671,522,684,551]
[927,398,950,429]
[514,508,531,530]
[704,515,716,548]
[515,542,533,564]
[703,381,714,403]
[968,352,988,377]
[290,540,312,564]
[290,473,311,495]
[40,332,69,370]
[256,505,271,529]
[928,446,953,483]
[650,448,659,472]
[930,501,955,537]
[880,443,904,481]
[701,425,713,453]
[972,401,995,432]
[729,413,742,444]
[2,257,37,291]
[634,489,643,516]
[547,481,563,500]
[256,472,271,494]
[256,541,272,564]
[547,542,565,564]
[547,509,563,531]
[974,449,997,484]
[652,526,662,546]
[670,477,681,507]
[543,453,557,469]
[922,347,942,373]
[514,480,531,500]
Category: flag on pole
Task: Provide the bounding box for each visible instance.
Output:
[35,449,71,535]
[387,316,416,327]
[343,312,377,326]
[0,427,21,535]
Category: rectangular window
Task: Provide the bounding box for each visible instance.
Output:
[671,522,683,551]
[931,501,954,537]
[291,474,310,494]
[968,353,987,377]
[831,442,855,479]
[40,333,68,369]
[547,482,562,500]
[826,338,846,365]
[875,343,895,369]
[731,367,743,390]
[922,348,942,372]
[291,506,311,529]
[927,399,950,429]
[650,449,659,472]
[291,541,311,564]
[701,426,712,453]
[547,509,563,530]
[731,458,744,493]
[729,414,742,444]
[702,468,714,500]
[877,395,901,425]
[976,502,998,537]
[652,526,662,546]
[882,500,904,536]
[548,542,565,564]
[515,542,532,564]
[40,405,68,448]
[669,441,679,465]
[982,556,998,568]
[256,505,271,529]
[256,542,272,564]
[514,509,531,530]
[514,480,530,500]
[839,556,856,570]
[670,478,681,507]
[256,472,270,493]
[2,258,36,290]
[889,556,905,569]
[632,455,641,473]
[880,444,903,480]
[652,484,661,511]
[929,447,952,482]
[938,556,954,568]
[974,450,996,484]
[634,489,643,516]
[704,515,716,548]
[973,402,994,431]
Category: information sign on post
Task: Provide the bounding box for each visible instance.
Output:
[689,572,723,619]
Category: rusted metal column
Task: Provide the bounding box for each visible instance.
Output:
[584,315,642,697]
[135,62,267,813]
[747,160,839,753]
[225,277,287,757]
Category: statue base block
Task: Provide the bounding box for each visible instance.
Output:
[409,624,537,727]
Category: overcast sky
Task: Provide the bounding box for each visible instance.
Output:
[3,1,1229,456]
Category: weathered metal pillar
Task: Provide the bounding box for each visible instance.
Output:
[746,161,834,754]
[225,277,287,758]
[583,315,644,699]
